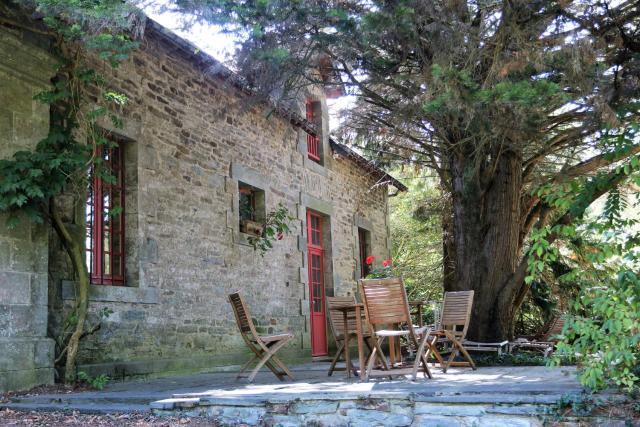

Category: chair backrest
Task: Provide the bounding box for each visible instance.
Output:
[359,278,413,332]
[326,296,369,341]
[539,316,565,342]
[440,291,474,339]
[228,292,259,340]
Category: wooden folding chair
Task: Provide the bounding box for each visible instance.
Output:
[326,296,381,376]
[228,292,295,382]
[509,316,566,357]
[360,278,435,381]
[430,290,477,373]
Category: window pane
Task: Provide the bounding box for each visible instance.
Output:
[88,139,126,285]
[103,252,110,275]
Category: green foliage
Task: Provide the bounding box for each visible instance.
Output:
[246,203,295,256]
[524,144,640,393]
[77,371,110,390]
[552,270,640,393]
[551,393,604,418]
[388,172,443,301]
[0,80,91,227]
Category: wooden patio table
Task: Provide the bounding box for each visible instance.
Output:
[409,300,428,327]
[330,303,366,380]
[385,300,431,365]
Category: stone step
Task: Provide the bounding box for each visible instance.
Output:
[10,393,160,406]
[415,393,567,405]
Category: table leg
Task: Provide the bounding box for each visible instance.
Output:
[343,311,351,378]
[389,324,396,366]
[356,306,364,380]
[418,304,423,328]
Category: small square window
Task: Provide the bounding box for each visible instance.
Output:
[238,182,265,236]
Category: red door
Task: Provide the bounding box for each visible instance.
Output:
[307,211,328,356]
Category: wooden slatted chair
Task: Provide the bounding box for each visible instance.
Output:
[430,290,477,373]
[228,292,295,382]
[360,278,435,381]
[326,296,383,376]
[509,316,566,357]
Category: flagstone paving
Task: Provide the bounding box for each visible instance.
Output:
[2,363,593,426]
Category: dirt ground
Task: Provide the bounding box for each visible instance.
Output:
[0,409,220,427]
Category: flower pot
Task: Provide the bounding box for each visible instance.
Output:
[240,219,264,237]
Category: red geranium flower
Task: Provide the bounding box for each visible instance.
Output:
[365,255,375,265]
[382,259,392,267]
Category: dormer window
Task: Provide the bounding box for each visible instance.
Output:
[305,99,321,163]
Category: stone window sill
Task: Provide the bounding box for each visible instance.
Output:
[303,156,328,176]
[61,280,159,304]
[236,231,259,247]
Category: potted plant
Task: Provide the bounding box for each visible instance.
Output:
[241,219,264,236]
[365,256,394,278]
[239,194,264,236]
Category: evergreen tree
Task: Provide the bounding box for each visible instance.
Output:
[170,0,640,340]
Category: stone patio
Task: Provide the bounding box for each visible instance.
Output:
[2,363,592,426]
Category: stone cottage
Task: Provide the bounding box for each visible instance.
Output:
[0,11,406,392]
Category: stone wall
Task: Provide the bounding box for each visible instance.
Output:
[0,26,57,392]
[44,23,394,379]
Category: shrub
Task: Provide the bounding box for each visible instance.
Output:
[552,270,640,393]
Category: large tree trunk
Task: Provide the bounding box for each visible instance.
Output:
[445,149,523,341]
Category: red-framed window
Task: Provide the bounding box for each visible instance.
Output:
[306,100,320,163]
[307,211,323,249]
[358,228,371,278]
[86,140,125,286]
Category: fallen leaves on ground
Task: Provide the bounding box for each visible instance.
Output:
[0,409,219,426]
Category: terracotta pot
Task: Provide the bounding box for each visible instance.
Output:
[240,220,264,236]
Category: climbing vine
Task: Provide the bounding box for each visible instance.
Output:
[0,0,141,383]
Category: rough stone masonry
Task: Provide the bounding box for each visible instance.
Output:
[0,14,405,391]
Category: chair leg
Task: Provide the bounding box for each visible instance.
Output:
[247,339,289,383]
[237,354,260,379]
[365,337,389,370]
[442,346,458,373]
[455,341,477,370]
[419,336,437,379]
[445,331,476,371]
[328,342,345,377]
[412,332,433,380]
[365,337,385,381]
[266,337,296,380]
[270,354,295,380]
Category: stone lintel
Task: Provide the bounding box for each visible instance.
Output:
[354,214,373,232]
[303,156,328,177]
[230,162,267,190]
[300,193,333,217]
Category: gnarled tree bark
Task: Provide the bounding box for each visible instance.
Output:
[50,197,89,384]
